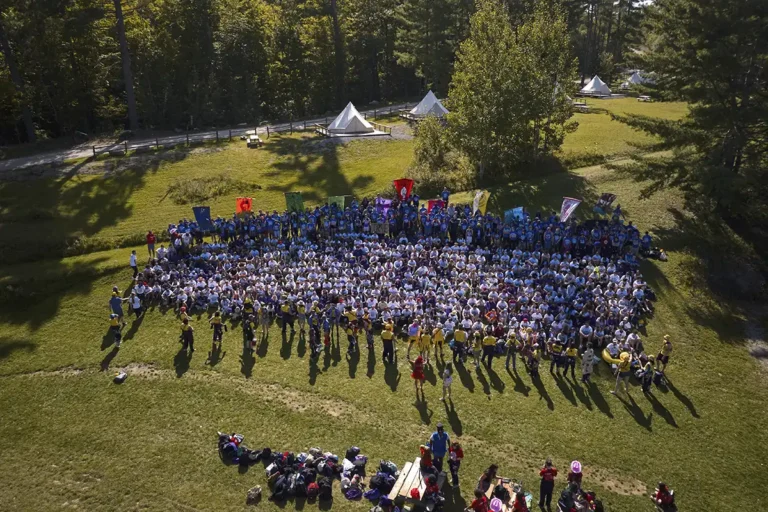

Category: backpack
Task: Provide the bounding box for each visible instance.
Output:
[379,460,398,476]
[293,474,307,497]
[369,475,385,491]
[493,483,511,502]
[307,482,320,499]
[345,446,361,461]
[318,477,333,500]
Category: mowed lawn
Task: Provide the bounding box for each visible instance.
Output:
[1,100,766,512]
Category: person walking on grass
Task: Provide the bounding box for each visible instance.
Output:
[209,311,226,350]
[109,290,128,327]
[482,329,496,368]
[538,458,558,510]
[129,291,143,318]
[448,441,464,489]
[441,363,453,401]
[129,250,138,279]
[429,423,450,473]
[382,321,395,364]
[146,230,156,259]
[505,330,518,371]
[581,343,595,384]
[564,341,578,379]
[180,317,195,353]
[411,355,425,398]
[656,335,673,374]
[610,352,632,397]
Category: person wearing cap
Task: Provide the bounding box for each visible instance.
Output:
[567,461,582,492]
[433,323,445,359]
[505,330,518,371]
[481,329,497,368]
[452,325,467,364]
[429,423,450,473]
[656,335,672,373]
[538,458,558,509]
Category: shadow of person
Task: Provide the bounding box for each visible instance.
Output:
[644,391,678,427]
[475,367,492,398]
[486,367,506,394]
[347,348,360,378]
[413,397,433,425]
[456,362,475,393]
[587,382,613,418]
[280,331,292,360]
[572,380,593,410]
[240,347,255,379]
[366,348,376,378]
[309,359,320,386]
[331,339,342,365]
[297,332,306,359]
[100,347,119,371]
[384,362,401,392]
[424,363,438,386]
[507,368,530,397]
[618,393,652,431]
[532,377,554,410]
[122,313,144,342]
[257,337,269,358]
[665,378,700,418]
[174,348,191,378]
[444,399,463,436]
[322,345,332,371]
[207,344,226,367]
[101,329,116,351]
[444,485,467,512]
[554,374,577,406]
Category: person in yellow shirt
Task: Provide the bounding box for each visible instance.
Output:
[381,322,395,364]
[472,332,483,368]
[452,327,467,364]
[564,341,578,379]
[345,318,357,355]
[528,343,541,378]
[549,339,565,375]
[208,311,226,353]
[610,352,633,397]
[109,313,122,348]
[433,324,445,360]
[296,301,307,335]
[504,332,517,371]
[180,318,195,353]
[420,329,432,365]
[481,331,497,368]
[280,301,294,335]
[656,335,673,373]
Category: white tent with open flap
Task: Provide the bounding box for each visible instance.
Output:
[621,71,645,89]
[580,75,612,96]
[327,102,374,134]
[410,90,449,118]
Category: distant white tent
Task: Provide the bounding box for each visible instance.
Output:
[328,102,374,134]
[410,90,449,118]
[628,71,645,85]
[580,75,612,96]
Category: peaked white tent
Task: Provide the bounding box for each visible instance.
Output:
[621,71,645,89]
[410,90,449,118]
[328,102,374,134]
[580,75,612,96]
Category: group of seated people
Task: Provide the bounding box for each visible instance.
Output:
[124,193,661,381]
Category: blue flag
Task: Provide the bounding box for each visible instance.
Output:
[192,206,214,231]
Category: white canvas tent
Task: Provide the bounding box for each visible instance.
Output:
[410,90,449,118]
[621,71,645,89]
[580,75,612,96]
[327,102,374,134]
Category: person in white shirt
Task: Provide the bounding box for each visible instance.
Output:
[129,250,138,279]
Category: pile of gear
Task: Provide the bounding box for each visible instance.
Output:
[217,432,399,504]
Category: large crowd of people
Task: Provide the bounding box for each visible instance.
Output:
[109,190,671,399]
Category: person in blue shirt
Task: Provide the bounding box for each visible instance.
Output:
[429,423,450,473]
[441,187,450,204]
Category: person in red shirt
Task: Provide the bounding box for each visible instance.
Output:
[146,230,156,259]
[466,489,489,512]
[651,482,675,511]
[448,441,464,488]
[511,491,529,512]
[538,458,558,509]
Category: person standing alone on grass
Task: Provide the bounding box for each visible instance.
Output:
[482,329,496,368]
[441,363,453,401]
[129,250,138,279]
[381,321,395,364]
[180,318,194,353]
[429,423,450,473]
[146,231,156,259]
[656,335,673,374]
[581,343,595,384]
[538,458,557,510]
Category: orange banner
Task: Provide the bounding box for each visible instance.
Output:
[236,197,253,214]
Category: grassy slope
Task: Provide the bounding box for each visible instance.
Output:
[1,100,764,512]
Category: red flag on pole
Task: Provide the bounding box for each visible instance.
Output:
[427,199,445,212]
[236,197,253,214]
[393,178,414,202]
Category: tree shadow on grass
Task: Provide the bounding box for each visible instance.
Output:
[0,147,198,331]
[0,338,37,362]
[260,134,375,203]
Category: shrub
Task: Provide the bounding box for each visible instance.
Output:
[166,175,261,205]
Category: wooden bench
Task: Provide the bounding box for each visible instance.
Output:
[388,457,447,512]
[573,102,590,113]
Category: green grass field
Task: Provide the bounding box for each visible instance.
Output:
[1,99,766,512]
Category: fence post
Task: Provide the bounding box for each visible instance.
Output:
[229,130,232,141]
[325,117,328,125]
[186,132,190,145]
[124,141,128,153]
[267,126,270,139]
[389,106,392,115]
[216,130,219,143]
[93,146,96,157]
[304,120,307,130]
[155,136,159,148]
[374,109,377,119]
[290,122,293,134]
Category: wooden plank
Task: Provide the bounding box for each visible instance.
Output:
[398,458,422,497]
[388,461,413,500]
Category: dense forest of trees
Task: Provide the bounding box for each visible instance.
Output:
[0,0,645,143]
